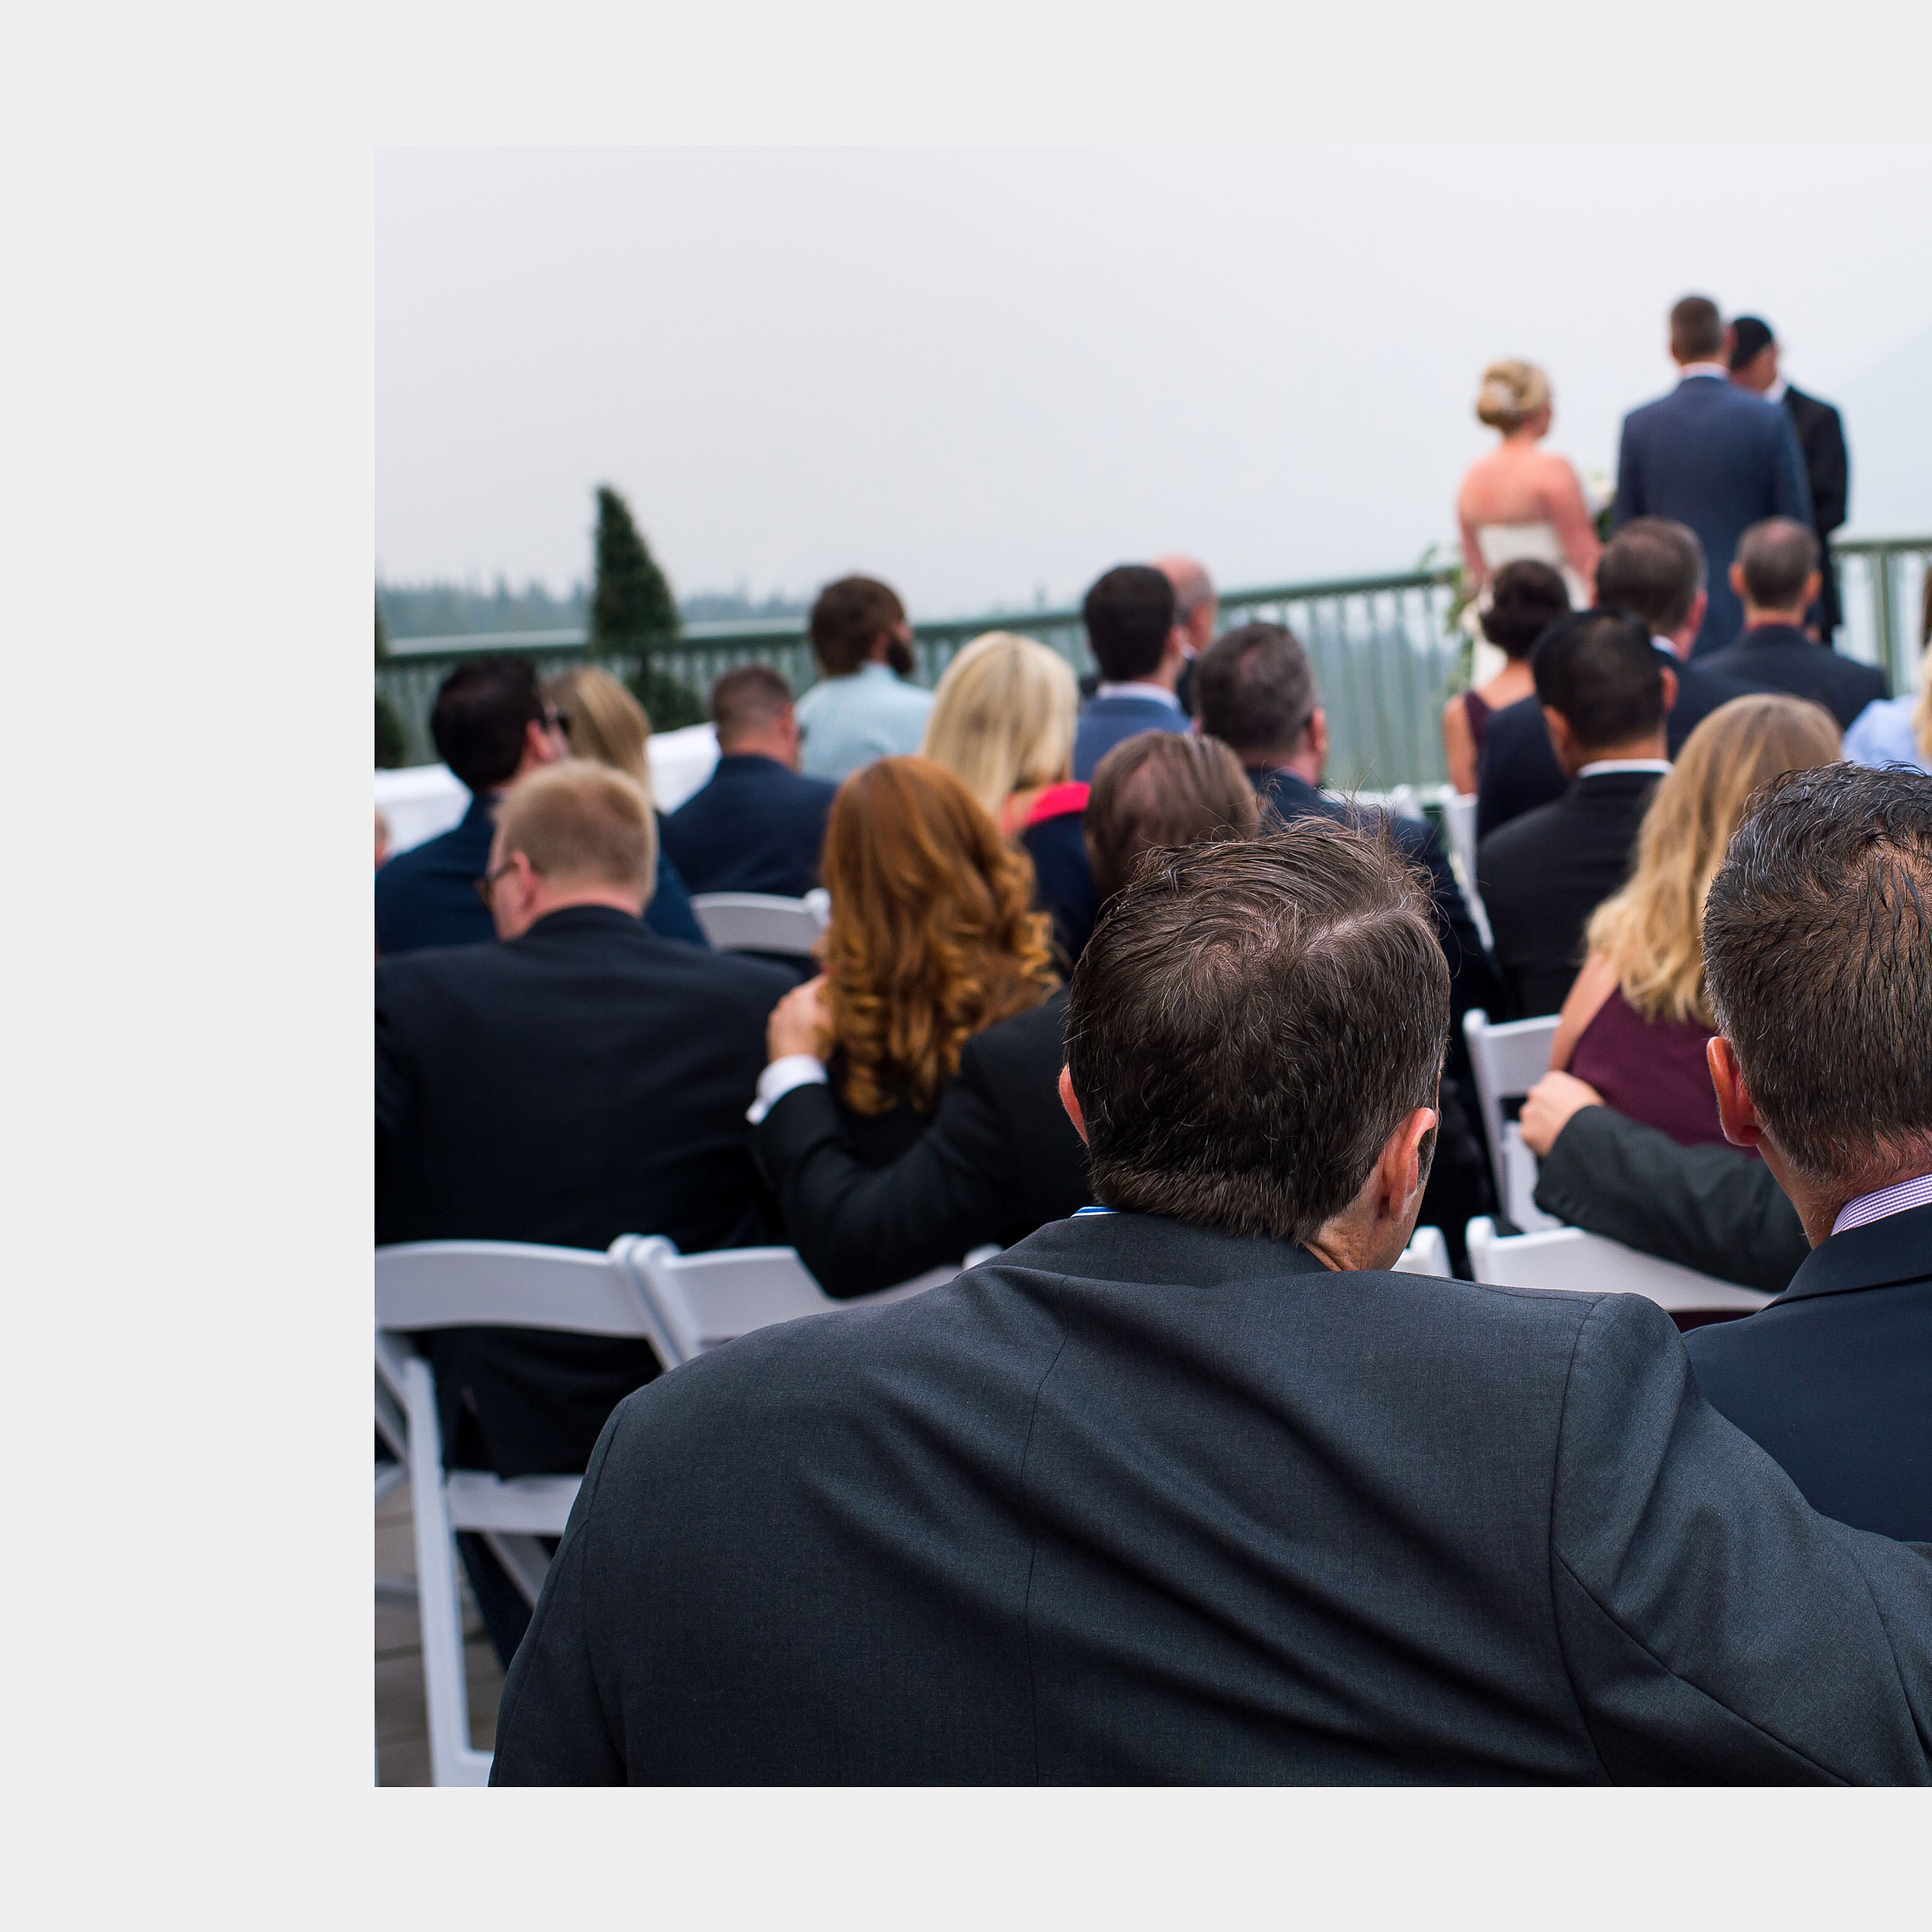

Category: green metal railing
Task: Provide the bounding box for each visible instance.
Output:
[377,537,1930,784]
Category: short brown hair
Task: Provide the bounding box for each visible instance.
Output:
[710,664,794,746]
[1737,517,1821,611]
[1595,518,1705,635]
[1193,621,1317,758]
[1670,295,1724,362]
[1703,764,1932,1190]
[494,759,657,899]
[1066,825,1449,1244]
[1083,731,1260,901]
[811,576,907,678]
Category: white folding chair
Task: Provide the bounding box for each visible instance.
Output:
[1437,792,1494,950]
[1463,1008,1562,1232]
[374,1236,671,1786]
[1393,1225,1451,1278]
[626,1238,994,1368]
[689,888,831,957]
[1465,1217,1773,1319]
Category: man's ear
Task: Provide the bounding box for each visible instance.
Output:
[1377,1105,1438,1217]
[1685,588,1708,639]
[1707,1036,1764,1150]
[1057,1064,1089,1146]
[1801,569,1823,609]
[1658,663,1679,717]
[1729,559,1748,600]
[1542,706,1575,769]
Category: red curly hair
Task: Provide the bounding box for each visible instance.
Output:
[820,757,1058,1115]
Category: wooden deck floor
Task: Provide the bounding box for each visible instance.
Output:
[375,1477,506,1785]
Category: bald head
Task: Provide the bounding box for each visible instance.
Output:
[1155,555,1217,654]
[1734,517,1823,620]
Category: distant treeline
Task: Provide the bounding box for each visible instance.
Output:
[377,579,810,640]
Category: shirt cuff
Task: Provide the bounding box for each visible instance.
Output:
[746,1054,829,1125]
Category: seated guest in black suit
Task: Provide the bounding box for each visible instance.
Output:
[1072,565,1191,780]
[1475,523,1767,841]
[1523,1081,1808,1294]
[1681,763,1932,1542]
[750,734,1254,1299]
[921,629,1097,967]
[660,665,838,898]
[545,665,709,946]
[1195,619,1503,1269]
[751,756,1059,1174]
[494,824,1932,1786]
[1699,518,1889,728]
[377,759,795,1663]
[374,657,570,956]
[1478,611,1674,1017]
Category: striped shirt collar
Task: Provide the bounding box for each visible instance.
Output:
[1831,1171,1932,1238]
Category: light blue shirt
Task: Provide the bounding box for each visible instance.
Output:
[1841,694,1929,774]
[795,661,935,783]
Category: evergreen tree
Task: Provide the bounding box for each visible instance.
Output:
[587,485,704,730]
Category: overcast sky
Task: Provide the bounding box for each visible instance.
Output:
[377,147,1932,617]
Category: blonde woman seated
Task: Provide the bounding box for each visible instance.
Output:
[543,664,709,948]
[921,630,1099,964]
[1544,694,1841,1149]
[764,757,1060,1166]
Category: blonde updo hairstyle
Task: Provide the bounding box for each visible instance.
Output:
[920,630,1078,824]
[1476,359,1552,432]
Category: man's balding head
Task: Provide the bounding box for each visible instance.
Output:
[1154,555,1218,654]
[1734,518,1823,620]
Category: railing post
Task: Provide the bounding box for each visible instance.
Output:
[1870,545,1898,691]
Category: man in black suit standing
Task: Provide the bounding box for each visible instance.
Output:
[1071,566,1192,780]
[661,665,838,897]
[1729,315,1849,638]
[1682,763,1932,1543]
[1475,521,1767,840]
[749,732,1260,1297]
[1612,295,1810,657]
[492,824,1932,1785]
[1478,611,1673,1016]
[1700,518,1888,730]
[377,759,793,1661]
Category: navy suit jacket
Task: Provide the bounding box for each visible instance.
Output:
[660,754,838,900]
[1697,623,1889,732]
[493,1211,1932,1784]
[1072,694,1187,782]
[1475,645,1770,841]
[1613,376,1811,656]
[1685,1201,1931,1543]
[374,791,709,955]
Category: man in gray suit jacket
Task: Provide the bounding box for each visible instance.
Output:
[1613,295,1810,657]
[494,824,1932,1785]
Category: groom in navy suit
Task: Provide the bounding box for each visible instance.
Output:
[1612,296,1810,658]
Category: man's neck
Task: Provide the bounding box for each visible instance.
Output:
[1759,1140,1932,1248]
[1675,360,1728,380]
[1570,740,1668,779]
[1247,746,1323,787]
[718,737,792,767]
[1743,609,1807,632]
[521,886,650,928]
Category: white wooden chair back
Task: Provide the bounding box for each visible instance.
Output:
[1465,1217,1774,1317]
[625,1237,986,1368]
[374,1237,669,1786]
[1393,1225,1451,1278]
[1463,1009,1562,1232]
[689,889,831,957]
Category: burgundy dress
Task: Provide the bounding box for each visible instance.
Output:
[1567,986,1752,1155]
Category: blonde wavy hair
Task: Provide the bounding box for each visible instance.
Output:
[546,665,652,789]
[1476,358,1551,432]
[1585,694,1841,1026]
[820,757,1058,1115]
[920,631,1078,823]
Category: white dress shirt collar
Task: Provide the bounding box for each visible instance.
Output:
[1678,362,1730,380]
[1094,681,1183,710]
[1765,377,1789,404]
[1577,758,1671,779]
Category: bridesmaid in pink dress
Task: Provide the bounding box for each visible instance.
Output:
[1545,693,1843,1148]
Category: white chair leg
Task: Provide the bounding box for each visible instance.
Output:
[401,1357,492,1786]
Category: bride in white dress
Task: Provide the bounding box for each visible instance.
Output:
[1444,360,1603,791]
